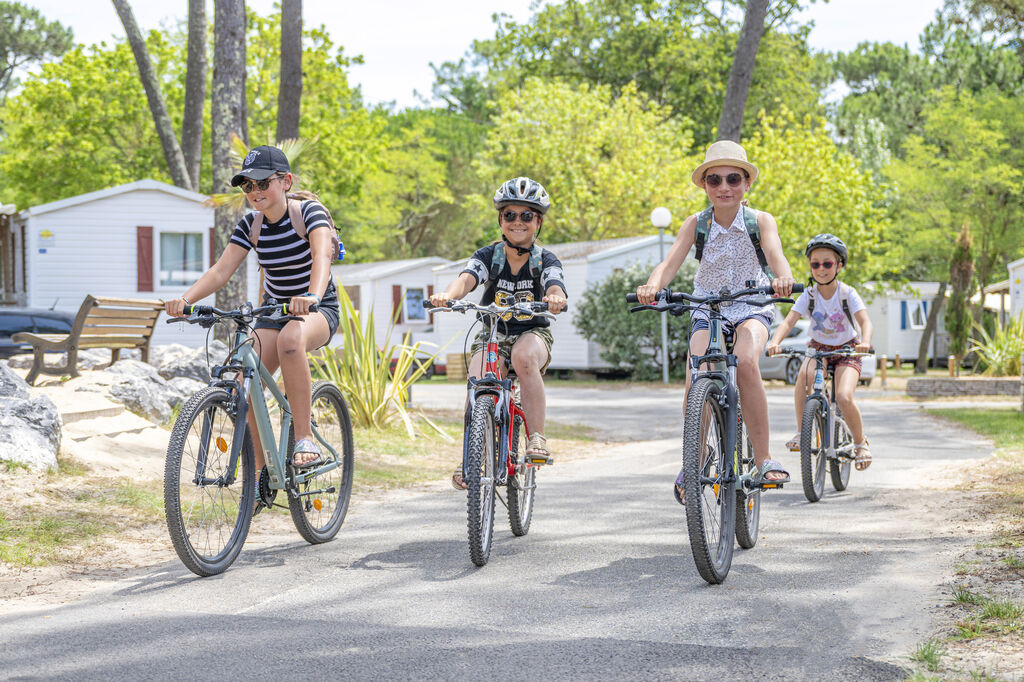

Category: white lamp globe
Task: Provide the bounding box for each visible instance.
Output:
[650,207,672,229]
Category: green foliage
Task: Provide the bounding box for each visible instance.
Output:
[473,78,702,244]
[310,283,449,440]
[945,222,974,361]
[741,108,896,288]
[446,0,828,146]
[0,1,74,101]
[970,313,1024,376]
[574,260,696,380]
[909,639,945,672]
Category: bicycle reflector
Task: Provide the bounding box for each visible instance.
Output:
[216,436,228,452]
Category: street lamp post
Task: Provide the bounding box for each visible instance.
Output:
[650,207,672,384]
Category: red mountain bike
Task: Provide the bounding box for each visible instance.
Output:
[426,300,558,566]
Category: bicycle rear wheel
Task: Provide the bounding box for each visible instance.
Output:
[288,381,355,544]
[683,377,736,584]
[800,398,827,502]
[164,387,255,577]
[830,409,853,491]
[734,409,760,549]
[466,395,498,566]
[507,413,535,536]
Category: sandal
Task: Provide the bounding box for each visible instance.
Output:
[750,459,791,488]
[292,438,324,469]
[854,441,872,471]
[785,434,800,451]
[451,468,468,490]
[526,433,553,465]
[673,468,686,506]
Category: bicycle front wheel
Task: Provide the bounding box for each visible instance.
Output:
[734,409,760,550]
[830,410,853,491]
[466,395,498,566]
[800,398,827,502]
[683,377,736,584]
[164,387,255,577]
[507,414,535,536]
[288,381,355,544]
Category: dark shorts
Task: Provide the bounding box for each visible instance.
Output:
[809,339,862,374]
[254,278,340,349]
[689,311,774,338]
[471,326,554,374]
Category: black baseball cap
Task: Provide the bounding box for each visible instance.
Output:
[230,145,290,186]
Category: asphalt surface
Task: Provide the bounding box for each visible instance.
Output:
[0,384,994,680]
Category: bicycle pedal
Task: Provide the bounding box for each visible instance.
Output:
[528,456,553,466]
[761,482,783,489]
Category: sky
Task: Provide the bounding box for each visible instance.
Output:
[27,0,945,109]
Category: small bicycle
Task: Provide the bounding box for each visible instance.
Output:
[425,299,558,567]
[627,282,802,584]
[164,301,354,576]
[775,347,874,503]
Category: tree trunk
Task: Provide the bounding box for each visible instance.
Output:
[717,0,769,142]
[112,0,193,191]
[182,0,207,191]
[276,0,303,143]
[915,282,947,374]
[212,0,248,316]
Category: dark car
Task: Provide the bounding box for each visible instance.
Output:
[0,307,75,359]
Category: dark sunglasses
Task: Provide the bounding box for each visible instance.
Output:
[810,260,836,270]
[704,172,745,188]
[239,175,283,193]
[502,210,536,223]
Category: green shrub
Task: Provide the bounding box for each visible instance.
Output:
[574,260,696,380]
[970,313,1024,376]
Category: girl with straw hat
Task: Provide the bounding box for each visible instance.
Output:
[636,139,797,502]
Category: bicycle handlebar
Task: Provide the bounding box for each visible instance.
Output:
[424,299,563,321]
[166,300,318,326]
[626,283,804,313]
[770,347,875,358]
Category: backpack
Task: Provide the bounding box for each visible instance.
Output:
[694,205,773,279]
[249,192,345,262]
[487,241,544,283]
[806,283,858,334]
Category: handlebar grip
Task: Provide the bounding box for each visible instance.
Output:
[625,293,639,303]
[791,283,805,293]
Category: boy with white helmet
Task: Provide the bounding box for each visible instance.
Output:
[430,177,568,489]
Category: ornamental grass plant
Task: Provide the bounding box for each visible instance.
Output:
[970,313,1024,376]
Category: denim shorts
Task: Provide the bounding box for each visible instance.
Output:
[689,310,774,337]
[254,278,340,349]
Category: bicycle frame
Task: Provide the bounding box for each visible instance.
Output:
[197,322,342,492]
[801,351,855,463]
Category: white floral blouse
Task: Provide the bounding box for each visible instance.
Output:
[691,207,773,325]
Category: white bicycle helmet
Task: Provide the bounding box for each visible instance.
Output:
[493,177,551,214]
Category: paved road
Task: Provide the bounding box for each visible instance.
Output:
[0,386,992,680]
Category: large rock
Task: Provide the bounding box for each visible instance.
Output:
[152,341,230,383]
[73,359,190,424]
[0,362,30,399]
[0,392,61,471]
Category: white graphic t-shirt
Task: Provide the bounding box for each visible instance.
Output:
[791,282,866,346]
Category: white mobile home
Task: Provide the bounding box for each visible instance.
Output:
[431,235,674,371]
[1009,257,1024,320]
[7,180,259,348]
[331,256,450,350]
[861,281,950,362]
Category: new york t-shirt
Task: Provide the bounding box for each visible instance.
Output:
[461,244,567,334]
[791,282,866,345]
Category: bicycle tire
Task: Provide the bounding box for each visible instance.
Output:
[507,413,535,536]
[288,381,355,544]
[830,410,853,491]
[164,386,255,577]
[683,377,736,584]
[734,408,760,549]
[466,395,498,566]
[800,398,827,502]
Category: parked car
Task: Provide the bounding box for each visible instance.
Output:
[0,307,76,359]
[759,319,876,386]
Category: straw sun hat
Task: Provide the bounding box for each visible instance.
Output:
[690,139,759,188]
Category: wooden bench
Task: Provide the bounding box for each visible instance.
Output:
[12,295,164,385]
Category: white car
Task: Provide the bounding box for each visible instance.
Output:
[759,319,875,386]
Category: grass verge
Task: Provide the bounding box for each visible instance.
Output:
[902,407,1024,680]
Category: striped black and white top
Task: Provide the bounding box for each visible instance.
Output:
[230,200,331,299]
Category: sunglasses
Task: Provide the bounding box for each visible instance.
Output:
[810,261,836,270]
[704,172,745,188]
[502,210,536,223]
[239,175,284,193]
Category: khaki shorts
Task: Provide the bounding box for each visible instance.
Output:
[471,326,554,374]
